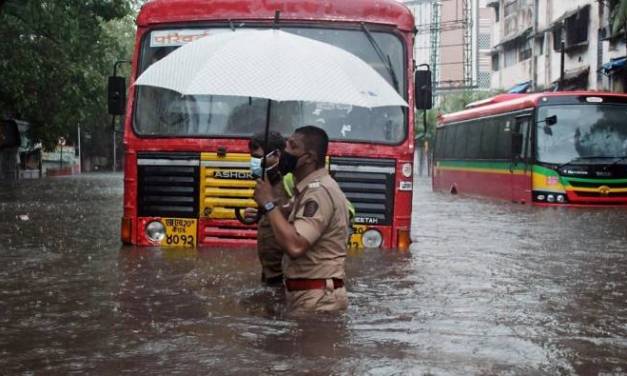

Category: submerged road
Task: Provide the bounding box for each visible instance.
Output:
[0,173,626,375]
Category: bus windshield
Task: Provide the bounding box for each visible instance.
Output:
[536,104,627,165]
[134,27,406,144]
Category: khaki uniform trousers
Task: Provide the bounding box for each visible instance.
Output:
[286,279,348,315]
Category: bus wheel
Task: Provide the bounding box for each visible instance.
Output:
[450,185,458,195]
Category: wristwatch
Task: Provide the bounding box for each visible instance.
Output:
[263,201,276,213]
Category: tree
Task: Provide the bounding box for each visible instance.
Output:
[0,0,135,151]
[611,0,627,47]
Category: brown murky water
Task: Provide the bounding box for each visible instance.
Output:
[0,173,626,375]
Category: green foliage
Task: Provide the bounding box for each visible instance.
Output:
[0,0,136,151]
[415,91,497,141]
[611,0,627,36]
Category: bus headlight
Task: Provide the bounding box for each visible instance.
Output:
[556,194,566,203]
[547,194,556,203]
[362,229,383,248]
[146,221,165,242]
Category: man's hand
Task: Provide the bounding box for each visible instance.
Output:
[254,178,274,207]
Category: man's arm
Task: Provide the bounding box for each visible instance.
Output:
[265,208,311,258]
[254,178,310,258]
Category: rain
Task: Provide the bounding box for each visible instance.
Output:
[1,173,626,374]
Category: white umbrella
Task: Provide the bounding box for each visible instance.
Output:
[135,29,408,109]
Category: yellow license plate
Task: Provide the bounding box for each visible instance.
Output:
[161,218,197,248]
[348,225,366,249]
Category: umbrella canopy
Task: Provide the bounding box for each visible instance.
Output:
[134,29,407,109]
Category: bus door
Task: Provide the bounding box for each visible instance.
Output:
[511,114,531,203]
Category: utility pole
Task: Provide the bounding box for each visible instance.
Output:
[559,39,565,90]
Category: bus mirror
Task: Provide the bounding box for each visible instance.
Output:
[512,133,523,156]
[0,120,20,149]
[108,76,127,115]
[415,69,432,110]
[545,115,557,126]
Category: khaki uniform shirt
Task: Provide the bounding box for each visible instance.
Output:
[284,168,350,279]
[257,178,290,280]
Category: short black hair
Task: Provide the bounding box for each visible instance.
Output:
[294,125,328,168]
[248,131,286,154]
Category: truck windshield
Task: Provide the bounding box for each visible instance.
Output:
[133,27,406,144]
[536,104,627,165]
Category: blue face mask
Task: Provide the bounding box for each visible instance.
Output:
[250,150,278,178]
[250,157,263,178]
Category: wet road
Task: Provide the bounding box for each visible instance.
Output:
[0,173,626,375]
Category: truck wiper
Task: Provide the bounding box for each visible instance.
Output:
[558,156,621,170]
[360,23,399,92]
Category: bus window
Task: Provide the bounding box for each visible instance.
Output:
[480,119,498,159]
[453,124,467,159]
[465,120,482,159]
[513,115,531,160]
[444,126,456,158]
[434,128,443,159]
[134,27,406,144]
[495,118,512,159]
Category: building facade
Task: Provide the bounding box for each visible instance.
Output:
[489,0,627,92]
[405,0,494,91]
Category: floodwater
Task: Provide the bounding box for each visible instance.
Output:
[0,173,626,375]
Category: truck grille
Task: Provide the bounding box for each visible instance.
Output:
[330,157,396,226]
[199,153,257,244]
[137,153,199,218]
[199,152,256,219]
[565,180,627,189]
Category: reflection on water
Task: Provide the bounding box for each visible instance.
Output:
[0,173,626,374]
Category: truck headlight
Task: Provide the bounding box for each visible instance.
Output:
[146,221,165,242]
[401,163,412,178]
[362,229,383,248]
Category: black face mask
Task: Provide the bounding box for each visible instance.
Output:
[279,150,305,175]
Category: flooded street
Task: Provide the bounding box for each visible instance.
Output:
[1,173,626,375]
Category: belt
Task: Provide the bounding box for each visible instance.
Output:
[284,278,344,291]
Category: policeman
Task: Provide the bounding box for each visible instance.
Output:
[247,131,290,286]
[254,125,350,313]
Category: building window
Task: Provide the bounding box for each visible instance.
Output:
[565,6,589,46]
[519,39,532,61]
[492,53,500,71]
[504,47,517,67]
[479,33,491,50]
[553,28,563,51]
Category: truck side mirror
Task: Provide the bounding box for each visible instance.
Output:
[415,69,432,110]
[108,76,127,115]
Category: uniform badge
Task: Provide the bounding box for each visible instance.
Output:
[302,200,319,217]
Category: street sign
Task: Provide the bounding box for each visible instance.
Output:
[58,137,66,146]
